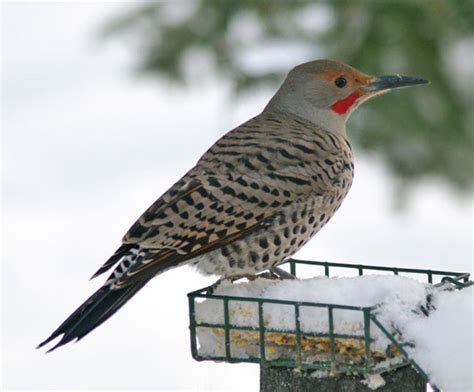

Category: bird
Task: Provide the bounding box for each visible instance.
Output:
[38,60,428,352]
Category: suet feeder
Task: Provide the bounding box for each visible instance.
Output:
[188,259,471,391]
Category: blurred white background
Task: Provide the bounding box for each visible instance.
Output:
[2,2,472,391]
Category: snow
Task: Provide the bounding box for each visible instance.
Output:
[361,374,386,390]
[196,276,430,353]
[195,275,473,391]
[403,287,473,392]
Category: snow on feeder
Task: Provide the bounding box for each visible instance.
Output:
[188,259,472,391]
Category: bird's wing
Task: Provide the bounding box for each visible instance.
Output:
[94,171,294,288]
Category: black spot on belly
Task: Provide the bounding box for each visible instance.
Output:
[249,252,259,265]
[259,238,269,249]
[300,207,307,218]
[291,211,298,223]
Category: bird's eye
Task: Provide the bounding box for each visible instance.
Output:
[335,76,347,88]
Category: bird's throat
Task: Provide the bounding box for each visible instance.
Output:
[330,91,361,115]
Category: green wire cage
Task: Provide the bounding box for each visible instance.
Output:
[187,259,471,388]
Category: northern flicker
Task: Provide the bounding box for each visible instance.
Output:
[38,60,428,352]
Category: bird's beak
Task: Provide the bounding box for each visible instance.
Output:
[363,75,429,93]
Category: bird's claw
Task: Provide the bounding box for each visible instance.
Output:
[269,266,297,280]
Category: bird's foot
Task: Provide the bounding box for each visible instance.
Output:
[256,271,278,280]
[252,267,296,280]
[230,274,260,282]
[269,266,297,280]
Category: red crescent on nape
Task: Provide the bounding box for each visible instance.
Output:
[330,91,361,114]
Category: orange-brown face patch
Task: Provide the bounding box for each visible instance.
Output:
[320,68,372,88]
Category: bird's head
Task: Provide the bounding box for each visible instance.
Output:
[266,59,429,136]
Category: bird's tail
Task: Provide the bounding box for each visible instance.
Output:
[37,277,152,352]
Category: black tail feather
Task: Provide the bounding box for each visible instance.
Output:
[37,278,151,352]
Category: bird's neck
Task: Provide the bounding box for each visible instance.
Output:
[264,93,348,138]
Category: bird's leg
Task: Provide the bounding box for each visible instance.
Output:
[230,273,259,282]
[254,267,296,280]
[256,271,278,280]
[207,269,295,294]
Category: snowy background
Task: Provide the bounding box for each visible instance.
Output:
[2,2,472,391]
